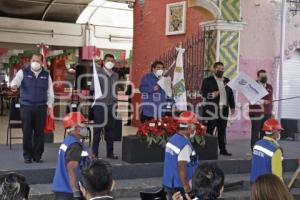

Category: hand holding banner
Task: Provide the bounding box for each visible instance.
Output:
[227,72,269,105]
[157,76,172,97]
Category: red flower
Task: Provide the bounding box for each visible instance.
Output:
[137,116,206,147]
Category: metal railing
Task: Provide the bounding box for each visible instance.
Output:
[156,30,209,104]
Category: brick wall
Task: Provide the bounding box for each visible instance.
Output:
[131,0,213,87]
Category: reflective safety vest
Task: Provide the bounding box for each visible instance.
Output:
[163,134,199,188]
[52,135,90,193]
[250,138,282,183]
[20,67,49,106]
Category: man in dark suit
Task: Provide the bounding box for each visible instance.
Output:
[91,54,119,159]
[201,62,235,156]
[249,69,273,151]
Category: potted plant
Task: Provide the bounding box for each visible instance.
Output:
[122,117,218,163]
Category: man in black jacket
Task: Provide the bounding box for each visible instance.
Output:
[201,62,235,156]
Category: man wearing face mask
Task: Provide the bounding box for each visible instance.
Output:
[10,53,54,164]
[139,61,169,122]
[249,69,273,150]
[52,112,90,200]
[163,111,199,200]
[201,62,235,156]
[91,54,119,159]
[250,119,284,184]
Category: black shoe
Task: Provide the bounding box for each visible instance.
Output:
[33,159,44,163]
[107,154,118,160]
[24,159,32,164]
[220,151,232,156]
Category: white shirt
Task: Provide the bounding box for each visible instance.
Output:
[255,82,267,105]
[10,68,54,108]
[178,144,193,162]
[214,76,227,106]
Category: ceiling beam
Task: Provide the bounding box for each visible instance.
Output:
[41,0,56,21]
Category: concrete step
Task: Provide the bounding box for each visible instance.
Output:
[29,174,300,200]
[3,158,298,185]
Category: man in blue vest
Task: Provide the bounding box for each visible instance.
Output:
[52,112,90,200]
[163,111,199,200]
[250,118,284,184]
[11,54,54,164]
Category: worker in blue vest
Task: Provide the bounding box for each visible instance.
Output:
[163,111,199,200]
[250,118,284,184]
[52,112,90,200]
[11,53,54,164]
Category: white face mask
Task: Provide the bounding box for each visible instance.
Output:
[105,61,115,70]
[31,61,41,71]
[79,127,89,138]
[190,129,196,138]
[276,133,281,141]
[155,69,164,77]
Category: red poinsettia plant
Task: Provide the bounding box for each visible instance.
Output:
[137,116,207,147]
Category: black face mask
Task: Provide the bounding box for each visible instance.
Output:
[215,70,224,78]
[260,77,268,84]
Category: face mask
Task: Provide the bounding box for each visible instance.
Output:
[155,69,164,77]
[276,133,281,141]
[190,129,196,138]
[79,127,89,137]
[31,61,41,71]
[105,61,115,70]
[215,70,224,78]
[260,77,268,84]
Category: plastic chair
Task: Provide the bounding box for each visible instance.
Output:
[6,98,22,149]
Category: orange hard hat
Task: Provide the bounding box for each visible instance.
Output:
[63,112,86,129]
[262,118,284,132]
[177,111,199,125]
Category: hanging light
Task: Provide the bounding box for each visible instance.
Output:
[288,0,300,15]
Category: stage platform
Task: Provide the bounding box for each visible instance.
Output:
[1,139,300,199]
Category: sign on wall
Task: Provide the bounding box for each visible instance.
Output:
[165,1,187,36]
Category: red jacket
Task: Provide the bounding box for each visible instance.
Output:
[249,83,273,117]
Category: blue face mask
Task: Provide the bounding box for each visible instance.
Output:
[79,127,88,137]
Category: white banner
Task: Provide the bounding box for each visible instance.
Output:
[92,58,102,107]
[227,72,269,105]
[157,76,172,97]
[172,47,187,111]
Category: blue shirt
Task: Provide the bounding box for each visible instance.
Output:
[139,72,168,118]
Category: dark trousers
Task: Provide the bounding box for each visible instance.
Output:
[251,114,271,150]
[206,107,229,152]
[20,105,47,160]
[92,104,116,157]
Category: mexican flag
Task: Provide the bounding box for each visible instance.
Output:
[172,47,187,111]
[40,44,48,68]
